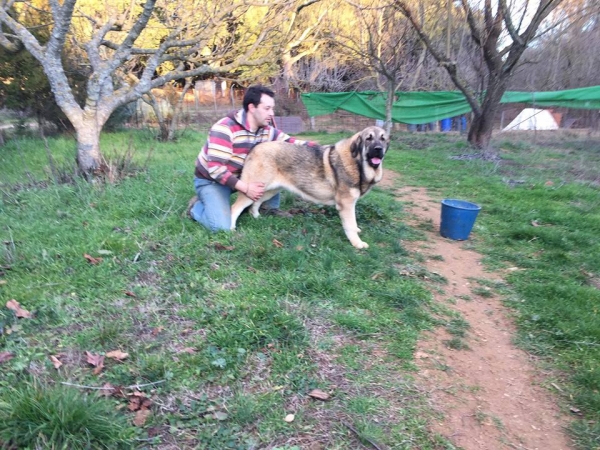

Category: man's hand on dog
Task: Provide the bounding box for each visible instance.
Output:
[242,181,265,201]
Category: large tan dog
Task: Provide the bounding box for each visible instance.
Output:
[230,126,388,249]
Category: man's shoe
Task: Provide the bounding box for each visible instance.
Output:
[186,195,198,219]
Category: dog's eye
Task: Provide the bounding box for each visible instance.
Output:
[380,136,386,141]
[366,135,373,141]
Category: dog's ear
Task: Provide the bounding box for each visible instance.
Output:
[350,135,363,158]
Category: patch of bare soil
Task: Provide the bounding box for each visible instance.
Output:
[380,170,573,450]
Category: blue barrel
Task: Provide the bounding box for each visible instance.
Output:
[440,199,481,240]
[440,118,452,132]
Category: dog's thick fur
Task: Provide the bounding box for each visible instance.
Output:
[231,126,388,248]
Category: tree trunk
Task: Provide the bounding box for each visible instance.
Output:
[384,82,395,136]
[467,79,506,155]
[75,118,104,179]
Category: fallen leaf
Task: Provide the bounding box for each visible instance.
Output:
[0,351,14,364]
[531,220,541,227]
[284,413,295,422]
[124,291,137,298]
[545,180,554,186]
[106,350,129,361]
[179,347,196,354]
[50,355,63,369]
[213,411,228,421]
[133,409,152,427]
[85,351,105,374]
[6,299,32,318]
[111,385,126,398]
[96,249,113,255]
[272,239,283,248]
[128,396,142,411]
[213,243,234,251]
[100,383,116,397]
[151,326,164,336]
[83,254,103,264]
[127,393,152,412]
[308,389,330,401]
[0,280,6,285]
[570,407,582,416]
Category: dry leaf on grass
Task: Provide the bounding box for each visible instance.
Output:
[284,414,295,422]
[124,291,137,297]
[49,355,63,369]
[213,411,228,421]
[213,243,234,251]
[272,239,284,248]
[6,299,32,318]
[179,347,196,354]
[308,389,330,401]
[133,409,152,427]
[0,351,14,364]
[83,254,103,265]
[106,350,129,361]
[99,383,116,397]
[128,392,152,411]
[85,351,105,374]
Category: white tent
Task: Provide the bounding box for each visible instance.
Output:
[503,108,559,131]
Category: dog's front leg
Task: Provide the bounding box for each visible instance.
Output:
[336,193,368,249]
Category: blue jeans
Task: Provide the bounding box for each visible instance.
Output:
[191,177,280,232]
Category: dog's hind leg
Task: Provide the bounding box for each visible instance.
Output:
[230,194,255,229]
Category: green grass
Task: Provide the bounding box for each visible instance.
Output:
[1,128,599,448]
[0,381,133,449]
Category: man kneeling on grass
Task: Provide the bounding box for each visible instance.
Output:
[188,85,315,232]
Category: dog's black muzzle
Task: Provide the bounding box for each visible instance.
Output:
[367,145,385,168]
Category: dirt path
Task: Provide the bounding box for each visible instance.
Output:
[380,170,572,450]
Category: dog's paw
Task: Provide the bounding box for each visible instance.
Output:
[357,227,362,233]
[353,241,369,249]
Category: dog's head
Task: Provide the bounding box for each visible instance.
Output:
[350,126,388,169]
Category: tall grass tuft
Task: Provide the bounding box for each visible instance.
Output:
[0,381,134,449]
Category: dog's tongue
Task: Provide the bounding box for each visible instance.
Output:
[371,157,382,165]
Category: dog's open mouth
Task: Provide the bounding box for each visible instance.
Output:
[369,157,382,167]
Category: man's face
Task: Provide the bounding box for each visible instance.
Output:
[249,94,275,129]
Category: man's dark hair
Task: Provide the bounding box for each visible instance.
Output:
[243,85,275,111]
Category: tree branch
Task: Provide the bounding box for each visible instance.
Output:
[395,0,482,115]
[499,0,524,46]
[46,0,76,57]
[0,29,21,53]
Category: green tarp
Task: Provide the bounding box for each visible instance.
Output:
[300,86,600,125]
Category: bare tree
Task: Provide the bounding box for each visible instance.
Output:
[0,0,291,179]
[333,0,421,135]
[510,0,600,91]
[395,0,564,152]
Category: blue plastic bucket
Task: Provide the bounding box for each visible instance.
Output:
[440,199,481,240]
[440,118,452,132]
